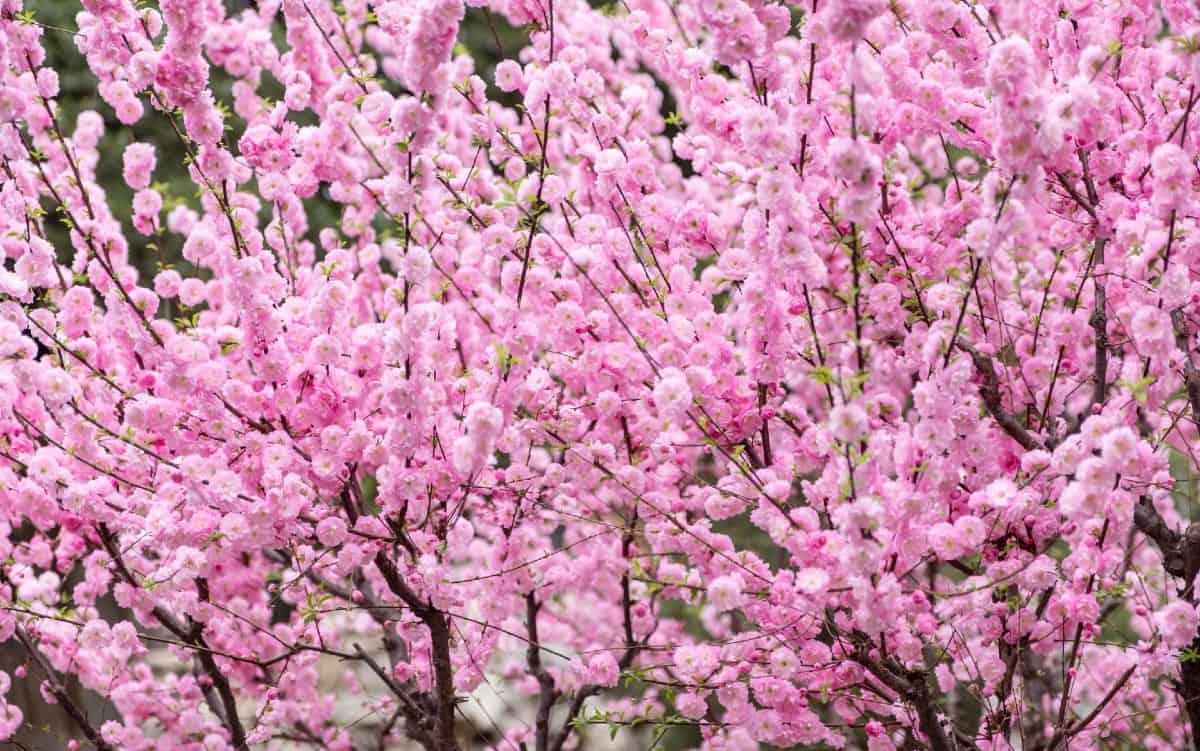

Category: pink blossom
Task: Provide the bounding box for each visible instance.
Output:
[122,142,157,189]
[708,574,744,611]
[495,60,524,92]
[652,368,693,418]
[828,404,868,442]
[586,653,619,687]
[316,516,349,547]
[1157,602,1199,649]
[821,0,887,42]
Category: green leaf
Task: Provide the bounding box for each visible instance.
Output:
[1124,374,1156,404]
[809,365,834,385]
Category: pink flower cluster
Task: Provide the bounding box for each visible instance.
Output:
[2,0,1200,749]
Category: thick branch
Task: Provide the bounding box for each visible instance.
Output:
[374,551,461,751]
[526,594,561,751]
[15,626,117,751]
[1088,236,1110,407]
[1173,310,1200,420]
[958,342,1042,451]
[195,578,248,749]
[99,526,246,748]
[354,643,437,748]
[1131,495,1200,750]
[857,652,964,751]
[1133,495,1185,579]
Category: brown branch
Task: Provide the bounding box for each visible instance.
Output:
[15,626,117,751]
[852,648,970,751]
[353,644,437,748]
[1173,310,1200,422]
[1047,663,1136,748]
[374,551,461,750]
[943,253,983,368]
[1130,493,1200,750]
[957,341,1042,451]
[1133,495,1185,578]
[526,594,561,751]
[194,578,248,749]
[99,527,246,747]
[547,507,643,751]
[1088,236,1110,407]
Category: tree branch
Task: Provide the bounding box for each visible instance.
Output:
[958,341,1042,451]
[15,626,117,751]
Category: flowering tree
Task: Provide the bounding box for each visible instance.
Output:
[4,0,1200,748]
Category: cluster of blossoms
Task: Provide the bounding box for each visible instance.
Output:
[3,0,1200,749]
